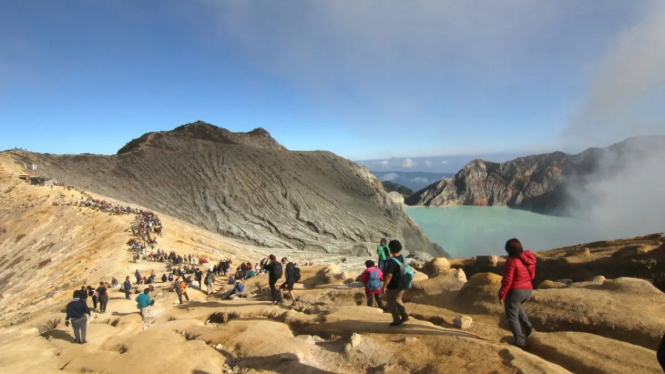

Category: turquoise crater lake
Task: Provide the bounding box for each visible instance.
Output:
[406,206,621,258]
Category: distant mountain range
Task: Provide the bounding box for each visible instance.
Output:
[405,136,665,215]
[371,171,455,191]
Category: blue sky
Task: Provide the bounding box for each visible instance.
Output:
[1,1,663,165]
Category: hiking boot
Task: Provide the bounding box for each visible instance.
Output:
[390,320,404,327]
[525,325,534,338]
[80,340,87,345]
[290,301,297,307]
[510,341,526,350]
[400,317,410,324]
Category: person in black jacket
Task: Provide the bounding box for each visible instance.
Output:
[65,290,91,344]
[262,254,283,305]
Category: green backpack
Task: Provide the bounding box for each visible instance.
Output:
[391,257,415,290]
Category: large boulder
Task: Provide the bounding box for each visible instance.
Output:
[423,257,451,276]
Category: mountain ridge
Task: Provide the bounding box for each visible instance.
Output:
[7,122,446,257]
[405,135,665,213]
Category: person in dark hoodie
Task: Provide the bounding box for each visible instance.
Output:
[498,238,537,350]
[65,290,91,344]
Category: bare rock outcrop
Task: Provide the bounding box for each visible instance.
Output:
[8,122,446,257]
[406,136,665,214]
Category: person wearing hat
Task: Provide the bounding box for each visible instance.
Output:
[377,238,391,273]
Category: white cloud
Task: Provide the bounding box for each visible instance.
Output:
[381,172,399,181]
[377,160,390,167]
[402,158,416,168]
[424,160,433,167]
[442,160,449,165]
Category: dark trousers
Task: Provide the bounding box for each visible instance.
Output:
[504,289,532,346]
[366,294,385,309]
[378,260,387,273]
[91,295,98,309]
[386,288,408,323]
[178,291,189,304]
[125,289,131,300]
[99,298,108,313]
[71,316,87,343]
[269,280,281,302]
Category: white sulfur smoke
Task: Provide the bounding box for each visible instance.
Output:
[564,2,665,239]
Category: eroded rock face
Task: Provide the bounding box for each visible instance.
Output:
[9,122,446,257]
[405,136,665,214]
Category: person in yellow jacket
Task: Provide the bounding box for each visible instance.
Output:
[174,278,190,304]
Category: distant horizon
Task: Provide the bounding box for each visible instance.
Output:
[3,122,664,175]
[2,1,664,161]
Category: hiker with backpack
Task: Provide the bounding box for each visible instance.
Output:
[279,257,300,307]
[204,270,216,296]
[382,240,415,326]
[174,278,190,304]
[123,276,132,300]
[361,260,385,309]
[377,238,391,273]
[498,238,537,350]
[262,254,283,305]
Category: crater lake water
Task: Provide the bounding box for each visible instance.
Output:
[406,206,624,258]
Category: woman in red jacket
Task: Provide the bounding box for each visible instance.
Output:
[498,238,537,349]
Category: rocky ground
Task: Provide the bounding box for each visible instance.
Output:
[1,154,664,374]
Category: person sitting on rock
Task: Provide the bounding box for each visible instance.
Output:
[228,281,244,299]
[361,260,385,310]
[498,238,537,350]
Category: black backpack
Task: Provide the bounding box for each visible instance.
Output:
[273,263,283,279]
[293,266,301,282]
[383,246,390,258]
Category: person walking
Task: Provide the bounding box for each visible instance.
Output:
[361,260,385,309]
[87,285,98,310]
[382,240,410,326]
[123,276,132,300]
[204,271,216,296]
[174,278,190,304]
[65,290,91,344]
[95,282,109,314]
[262,254,283,305]
[135,288,154,317]
[195,268,203,289]
[279,257,298,307]
[498,238,537,350]
[376,238,390,273]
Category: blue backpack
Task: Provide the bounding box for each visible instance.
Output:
[367,269,381,292]
[391,257,415,290]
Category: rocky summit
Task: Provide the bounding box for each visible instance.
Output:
[406,135,665,214]
[7,121,445,257]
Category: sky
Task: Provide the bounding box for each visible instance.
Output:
[1,1,664,168]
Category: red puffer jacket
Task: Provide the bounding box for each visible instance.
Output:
[498,250,537,300]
